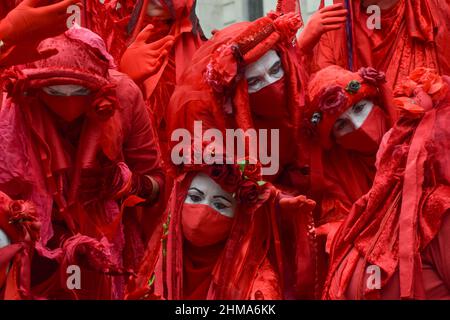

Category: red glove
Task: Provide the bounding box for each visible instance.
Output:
[0,0,81,45]
[279,194,316,213]
[79,162,157,205]
[120,24,174,84]
[297,3,347,54]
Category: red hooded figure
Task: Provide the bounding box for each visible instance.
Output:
[324,68,450,300]
[126,158,317,300]
[302,65,397,291]
[309,0,450,90]
[0,26,165,299]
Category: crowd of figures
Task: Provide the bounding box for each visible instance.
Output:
[0,0,449,300]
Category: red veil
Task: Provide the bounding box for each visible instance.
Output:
[311,0,450,90]
[324,69,450,299]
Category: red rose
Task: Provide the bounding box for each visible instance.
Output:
[237,180,260,204]
[359,67,386,86]
[318,85,348,115]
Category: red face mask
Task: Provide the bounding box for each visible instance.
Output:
[335,106,388,155]
[181,203,234,247]
[248,78,288,119]
[39,91,91,122]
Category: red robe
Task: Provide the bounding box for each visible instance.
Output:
[310,0,450,90]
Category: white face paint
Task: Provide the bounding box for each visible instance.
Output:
[0,228,11,280]
[245,50,284,94]
[146,0,170,18]
[333,100,375,138]
[42,85,91,96]
[185,173,237,218]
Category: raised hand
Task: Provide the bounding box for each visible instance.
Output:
[120,24,174,84]
[0,0,82,45]
[297,3,347,54]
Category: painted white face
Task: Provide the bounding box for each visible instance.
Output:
[245,50,284,94]
[146,0,170,18]
[333,100,375,138]
[43,85,90,96]
[0,229,10,249]
[185,173,237,218]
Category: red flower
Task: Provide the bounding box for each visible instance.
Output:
[237,180,260,204]
[359,67,386,86]
[318,85,348,115]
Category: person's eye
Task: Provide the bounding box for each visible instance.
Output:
[269,63,281,76]
[335,119,348,131]
[188,194,202,202]
[353,103,365,114]
[213,202,229,211]
[73,88,91,96]
[247,78,261,88]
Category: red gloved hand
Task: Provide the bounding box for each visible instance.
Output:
[79,162,157,205]
[279,194,316,213]
[297,3,347,54]
[120,24,174,84]
[316,221,343,254]
[0,0,81,45]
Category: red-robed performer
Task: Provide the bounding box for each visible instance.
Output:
[303,65,396,253]
[0,26,165,299]
[167,10,310,194]
[165,10,320,298]
[324,68,450,300]
[126,160,316,300]
[303,0,450,90]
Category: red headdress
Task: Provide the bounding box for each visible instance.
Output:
[324,69,450,300]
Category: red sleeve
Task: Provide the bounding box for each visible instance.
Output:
[114,71,165,196]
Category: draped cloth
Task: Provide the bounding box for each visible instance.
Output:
[310,0,450,90]
[0,27,164,299]
[324,70,450,300]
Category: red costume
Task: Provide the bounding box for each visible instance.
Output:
[0,27,164,299]
[324,68,450,299]
[126,158,317,300]
[310,0,450,90]
[303,66,396,245]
